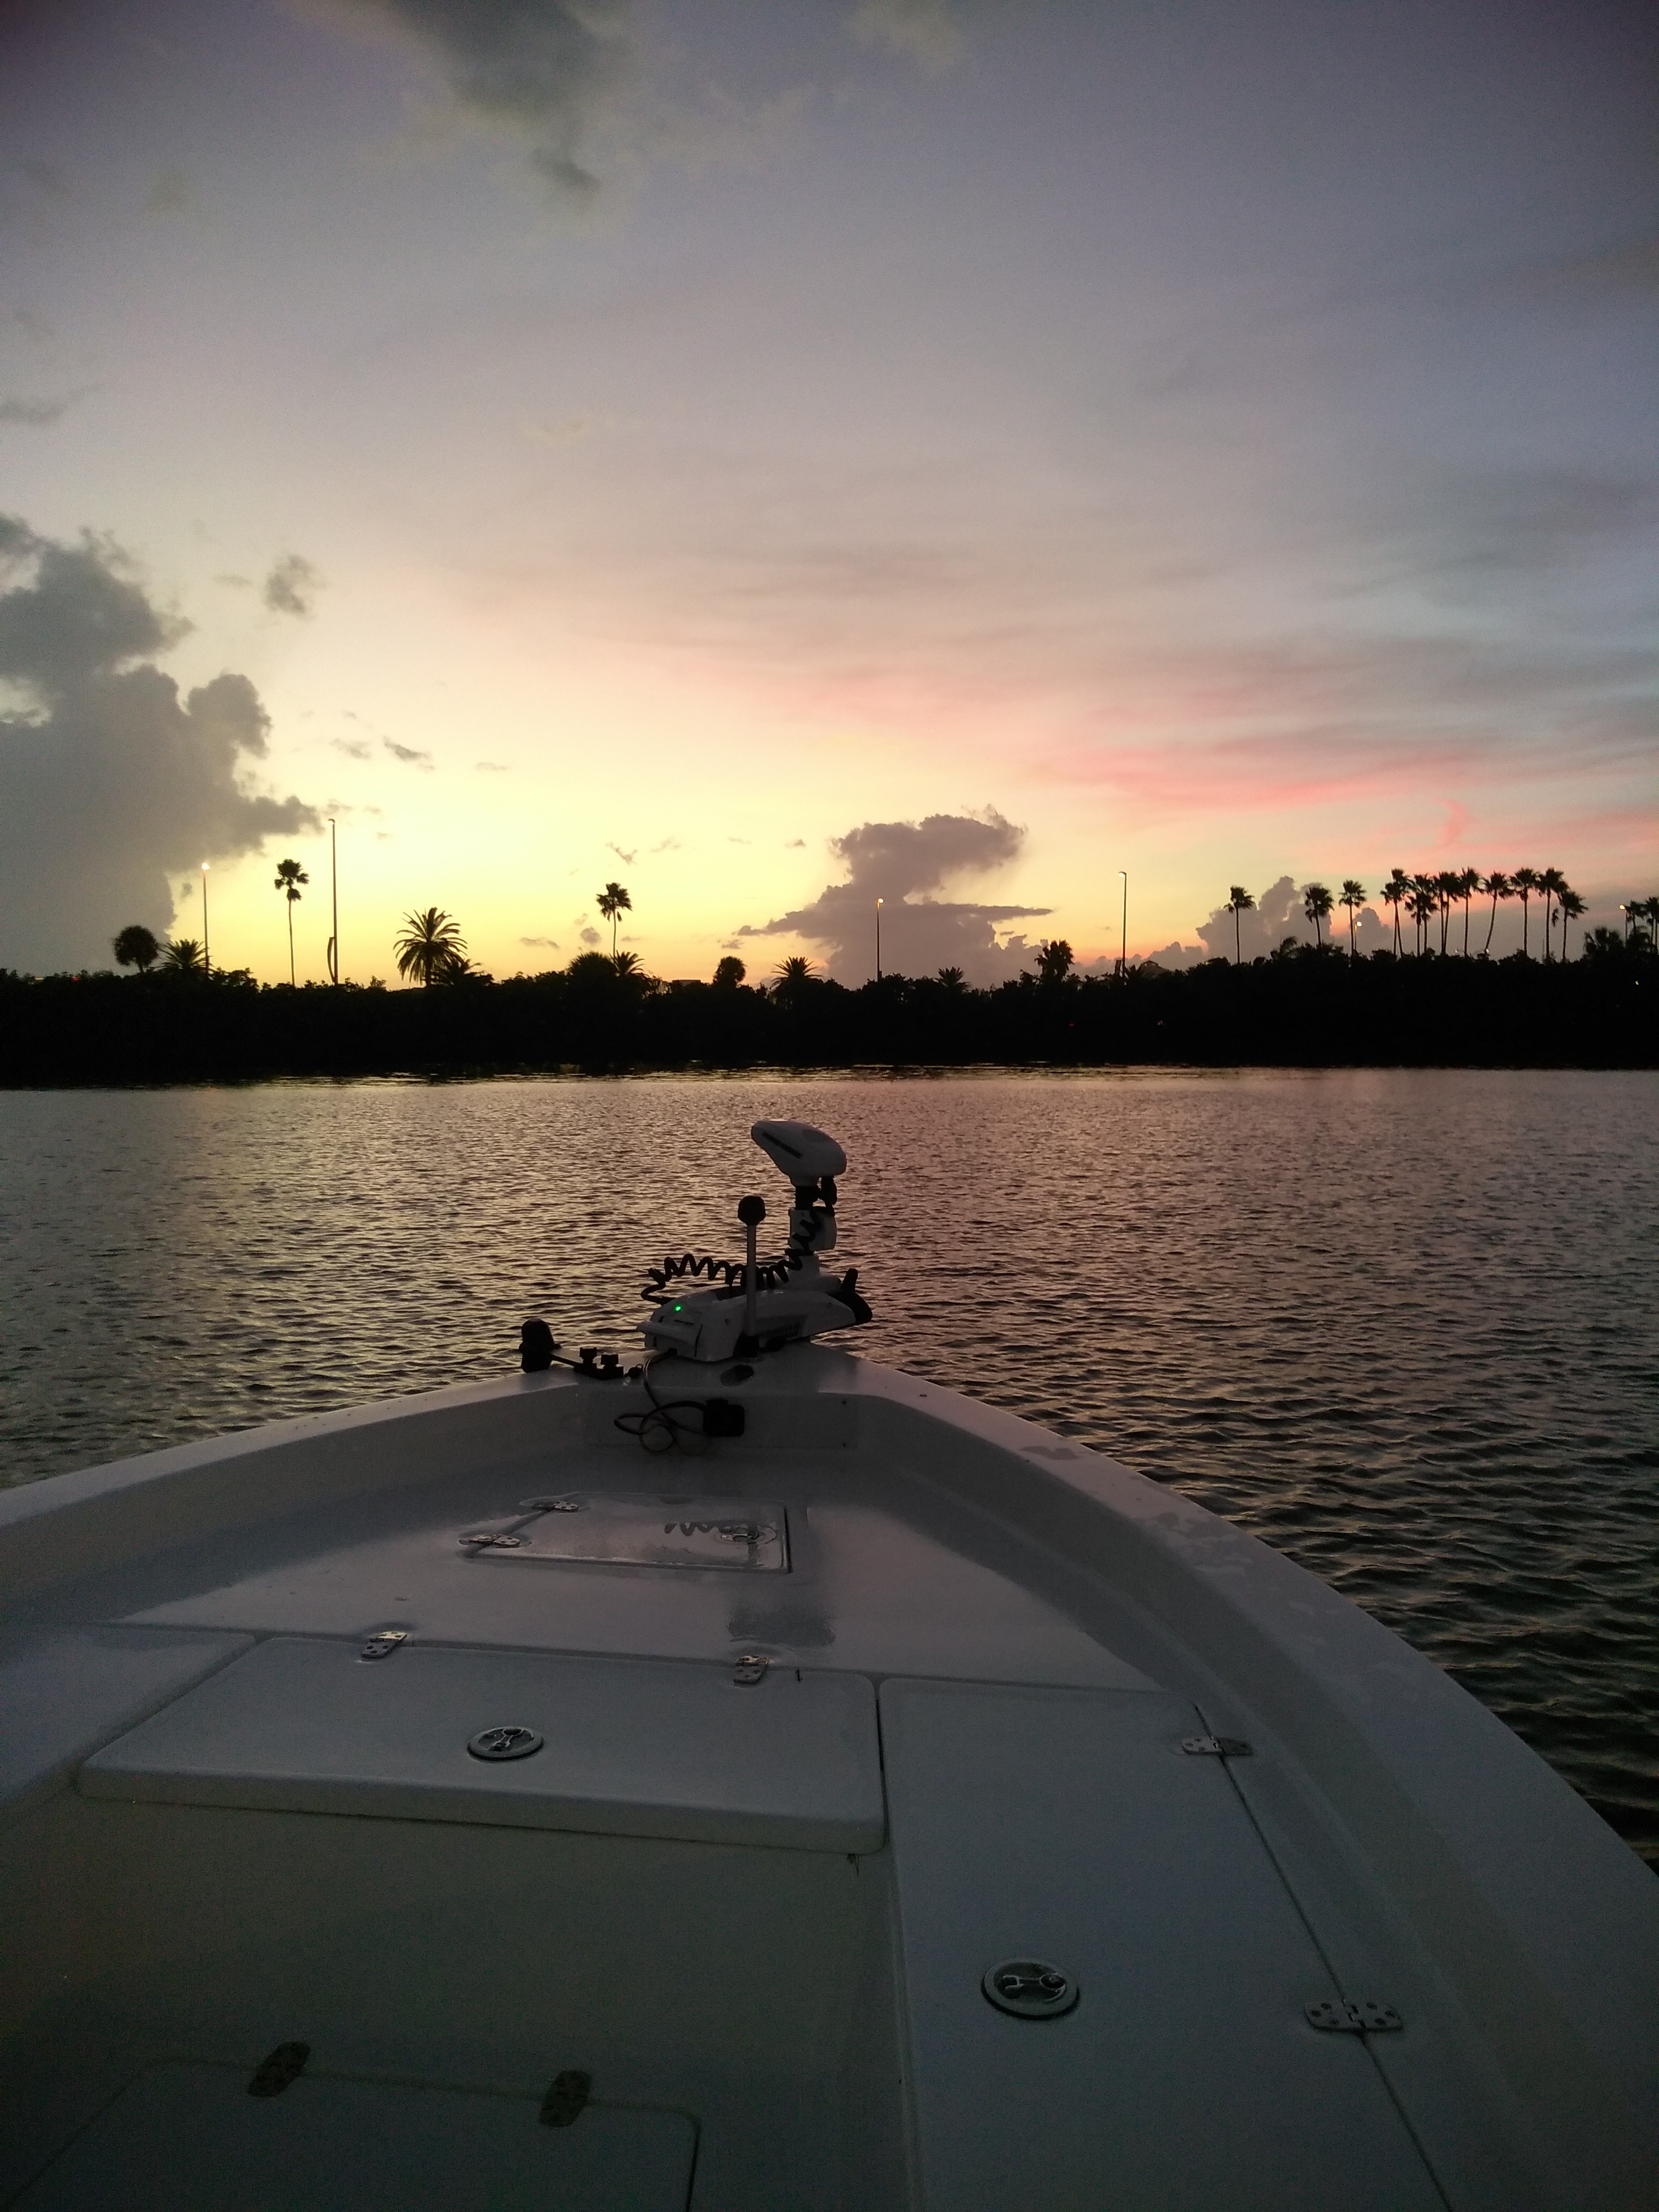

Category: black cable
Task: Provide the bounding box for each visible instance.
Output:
[613,1356,717,1454]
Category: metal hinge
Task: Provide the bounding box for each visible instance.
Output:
[1306,1999,1403,2034]
[732,1653,771,1686]
[359,1630,408,1661]
[1180,1734,1252,1758]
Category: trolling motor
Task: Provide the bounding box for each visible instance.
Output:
[639,1120,873,1362]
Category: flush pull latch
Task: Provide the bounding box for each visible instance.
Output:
[1306,1999,1403,2034]
[1180,1734,1253,1758]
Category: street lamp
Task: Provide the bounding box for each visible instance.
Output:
[1117,871,1127,981]
[326,817,339,984]
[201,862,210,978]
[875,898,883,983]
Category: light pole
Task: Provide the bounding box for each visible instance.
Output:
[201,862,210,978]
[1117,871,1127,980]
[875,898,883,982]
[326,817,339,984]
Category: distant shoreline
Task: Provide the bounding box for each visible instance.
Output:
[4,947,1654,1084]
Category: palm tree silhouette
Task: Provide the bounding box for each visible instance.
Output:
[1380,870,1408,956]
[163,937,205,973]
[1513,867,1540,957]
[273,858,308,985]
[113,925,160,972]
[1431,870,1460,956]
[1301,882,1334,949]
[1226,886,1254,965]
[1338,881,1367,960]
[611,949,643,978]
[1456,867,1480,956]
[1538,868,1567,963]
[1408,877,1437,955]
[394,907,465,986]
[597,882,632,959]
[936,966,966,991]
[1556,887,1585,959]
[1479,872,1512,954]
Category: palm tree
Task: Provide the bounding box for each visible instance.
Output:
[394,907,465,986]
[772,954,820,1011]
[1513,867,1540,957]
[1538,867,1566,962]
[611,950,643,978]
[1556,887,1586,959]
[713,955,746,987]
[1301,882,1334,949]
[1480,871,1512,954]
[1226,886,1254,965]
[163,937,205,973]
[1460,867,1486,956]
[1035,938,1075,983]
[1380,869,1409,956]
[113,924,160,972]
[596,882,631,960]
[273,857,308,985]
[1338,881,1367,960]
[1408,877,1437,955]
[1431,870,1460,956]
[936,966,966,991]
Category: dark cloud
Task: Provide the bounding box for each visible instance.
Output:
[737,807,1049,983]
[520,933,559,948]
[263,552,321,617]
[382,737,432,767]
[359,0,631,203]
[579,924,601,946]
[0,516,317,970]
[0,392,81,428]
[331,736,372,760]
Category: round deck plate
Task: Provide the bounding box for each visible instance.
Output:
[467,1726,544,1762]
[982,1959,1079,2020]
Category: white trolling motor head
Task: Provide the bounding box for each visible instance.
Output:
[639,1120,872,1363]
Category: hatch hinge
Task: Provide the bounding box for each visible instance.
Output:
[1306,1999,1403,2034]
[732,1653,771,1686]
[1180,1733,1252,1758]
[359,1630,408,1662]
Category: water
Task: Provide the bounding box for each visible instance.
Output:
[2,1070,1655,1863]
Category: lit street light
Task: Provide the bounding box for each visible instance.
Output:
[326,817,339,984]
[875,897,883,982]
[1117,871,1127,980]
[201,862,210,978]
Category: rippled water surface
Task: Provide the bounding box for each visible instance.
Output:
[2,1071,1655,1861]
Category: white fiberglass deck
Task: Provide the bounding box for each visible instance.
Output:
[2,1346,1656,2210]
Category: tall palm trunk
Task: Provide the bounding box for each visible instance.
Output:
[287,899,295,986]
[1484,890,1498,953]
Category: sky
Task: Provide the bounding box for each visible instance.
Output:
[1,0,1654,984]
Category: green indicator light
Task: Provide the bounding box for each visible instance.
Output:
[674,1303,683,1312]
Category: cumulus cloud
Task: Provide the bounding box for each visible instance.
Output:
[352,0,632,203]
[850,0,962,68]
[579,924,601,946]
[382,737,432,767]
[737,807,1049,983]
[0,516,317,970]
[263,552,322,617]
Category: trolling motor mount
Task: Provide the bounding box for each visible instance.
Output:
[640,1120,872,1363]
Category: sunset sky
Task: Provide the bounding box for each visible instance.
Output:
[1,0,1654,983]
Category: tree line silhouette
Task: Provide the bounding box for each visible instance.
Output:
[5,867,1653,1083]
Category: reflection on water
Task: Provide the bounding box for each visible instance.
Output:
[2,1070,1655,1862]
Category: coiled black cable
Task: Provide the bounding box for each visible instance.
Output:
[613,1357,720,1453]
[639,1249,795,1302]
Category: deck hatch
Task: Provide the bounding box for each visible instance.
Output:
[458,1492,788,1572]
